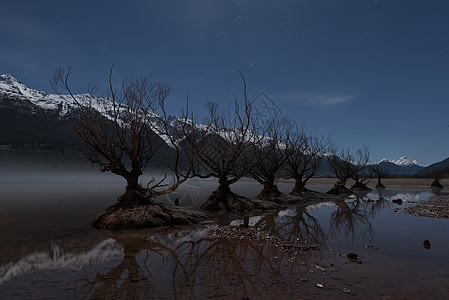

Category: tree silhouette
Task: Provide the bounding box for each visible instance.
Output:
[249,117,291,200]
[51,67,199,205]
[184,75,261,211]
[284,127,330,195]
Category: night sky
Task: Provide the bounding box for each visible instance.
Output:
[1,0,449,165]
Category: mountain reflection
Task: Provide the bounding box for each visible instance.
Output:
[0,239,122,285]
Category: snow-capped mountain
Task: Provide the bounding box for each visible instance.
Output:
[0,74,173,169]
[374,156,424,176]
[0,73,103,119]
[0,74,188,145]
[378,156,422,167]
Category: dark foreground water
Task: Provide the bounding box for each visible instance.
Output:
[1,172,449,299]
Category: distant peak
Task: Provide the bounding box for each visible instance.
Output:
[378,156,421,166]
[0,73,19,83]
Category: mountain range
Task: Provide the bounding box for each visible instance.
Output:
[0,73,445,176]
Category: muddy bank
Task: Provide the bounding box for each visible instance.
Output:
[405,195,449,219]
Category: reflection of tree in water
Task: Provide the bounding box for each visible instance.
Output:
[78,223,330,299]
[79,235,194,299]
[368,190,390,217]
[329,194,387,243]
[254,206,327,248]
[79,196,398,298]
[180,237,281,299]
[252,207,328,277]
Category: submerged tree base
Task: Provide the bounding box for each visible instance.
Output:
[430,180,443,189]
[375,182,386,189]
[202,189,338,214]
[202,192,286,213]
[351,182,372,193]
[255,186,282,200]
[93,197,210,231]
[326,184,352,195]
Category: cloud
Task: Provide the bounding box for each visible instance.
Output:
[283,90,356,107]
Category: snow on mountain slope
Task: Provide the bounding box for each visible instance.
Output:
[378,156,421,167]
[0,73,108,118]
[0,74,186,148]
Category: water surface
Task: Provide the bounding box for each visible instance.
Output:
[1,172,449,299]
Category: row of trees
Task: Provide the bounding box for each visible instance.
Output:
[52,68,380,212]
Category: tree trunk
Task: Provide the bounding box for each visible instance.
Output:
[256,181,281,200]
[118,173,144,204]
[351,181,372,192]
[289,179,305,196]
[431,179,443,189]
[375,177,385,189]
[326,181,352,195]
[202,178,232,212]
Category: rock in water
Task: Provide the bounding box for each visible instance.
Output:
[392,198,403,205]
[347,253,359,263]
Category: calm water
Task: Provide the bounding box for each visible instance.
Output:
[1,172,449,299]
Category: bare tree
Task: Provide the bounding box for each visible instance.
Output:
[327,146,371,194]
[249,116,291,200]
[369,164,389,189]
[283,126,330,196]
[51,67,198,205]
[326,147,353,195]
[428,167,447,188]
[184,75,260,211]
[349,146,371,191]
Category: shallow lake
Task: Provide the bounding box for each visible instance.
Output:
[1,172,449,299]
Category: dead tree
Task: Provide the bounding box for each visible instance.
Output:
[326,147,354,195]
[349,146,371,192]
[283,126,330,196]
[369,164,389,189]
[428,168,447,188]
[327,146,371,194]
[249,116,291,200]
[51,67,198,205]
[184,75,260,212]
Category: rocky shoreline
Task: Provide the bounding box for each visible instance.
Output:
[405,195,449,219]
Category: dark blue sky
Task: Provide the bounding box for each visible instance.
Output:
[1,0,449,165]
